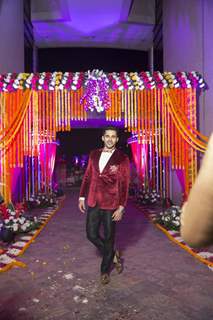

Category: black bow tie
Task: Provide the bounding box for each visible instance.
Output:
[103,149,114,153]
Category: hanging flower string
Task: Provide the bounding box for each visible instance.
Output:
[80,70,110,112]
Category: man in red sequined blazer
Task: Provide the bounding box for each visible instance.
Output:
[79,126,130,284]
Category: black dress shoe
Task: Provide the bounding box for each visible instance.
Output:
[113,250,123,274]
[100,273,110,285]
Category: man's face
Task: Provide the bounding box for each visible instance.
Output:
[102,130,119,149]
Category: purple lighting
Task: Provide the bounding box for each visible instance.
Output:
[67,0,124,34]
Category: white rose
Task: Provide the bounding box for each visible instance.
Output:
[173,221,180,226]
[13,224,19,232]
[21,225,27,231]
[19,217,25,224]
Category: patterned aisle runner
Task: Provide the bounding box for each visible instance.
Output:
[135,202,213,271]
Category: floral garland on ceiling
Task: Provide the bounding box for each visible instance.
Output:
[0,71,206,92]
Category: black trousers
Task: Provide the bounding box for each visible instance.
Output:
[86,206,116,274]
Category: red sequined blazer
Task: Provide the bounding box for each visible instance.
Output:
[79,148,130,210]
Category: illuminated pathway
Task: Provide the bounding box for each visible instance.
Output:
[0,189,212,320]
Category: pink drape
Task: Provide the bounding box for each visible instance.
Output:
[39,143,57,191]
[130,141,148,181]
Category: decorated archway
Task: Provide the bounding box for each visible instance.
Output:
[0,70,208,203]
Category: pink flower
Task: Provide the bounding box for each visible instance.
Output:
[146,83,152,89]
[64,83,70,89]
[157,83,163,89]
[32,77,38,84]
[7,84,13,91]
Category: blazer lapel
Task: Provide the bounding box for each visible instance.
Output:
[102,149,119,174]
[93,149,102,173]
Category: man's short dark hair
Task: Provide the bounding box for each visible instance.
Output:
[102,126,119,136]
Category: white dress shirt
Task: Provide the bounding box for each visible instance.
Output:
[99,149,115,173]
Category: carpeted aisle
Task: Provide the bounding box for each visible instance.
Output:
[0,189,212,320]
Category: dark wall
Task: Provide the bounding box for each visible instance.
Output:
[56,128,131,158]
[38,47,148,72]
[153,0,163,71]
[24,0,34,72]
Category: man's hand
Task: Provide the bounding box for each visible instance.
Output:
[112,206,124,221]
[79,199,86,213]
